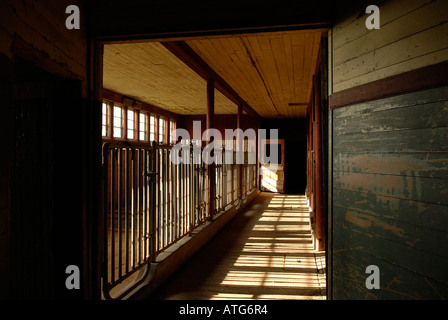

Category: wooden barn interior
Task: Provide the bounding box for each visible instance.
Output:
[1,0,447,301]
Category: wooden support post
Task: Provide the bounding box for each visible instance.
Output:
[308,102,315,218]
[82,40,104,299]
[256,118,260,189]
[207,79,215,220]
[237,104,243,198]
[166,117,170,144]
[308,108,312,202]
[313,74,325,251]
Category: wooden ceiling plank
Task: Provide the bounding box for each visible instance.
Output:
[302,32,316,101]
[232,40,269,112]
[242,36,278,117]
[162,40,260,118]
[283,33,296,117]
[269,36,289,115]
[255,35,283,116]
[104,30,324,119]
[216,36,274,117]
[104,42,214,115]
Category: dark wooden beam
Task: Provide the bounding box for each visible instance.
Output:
[161,41,260,118]
[329,61,448,110]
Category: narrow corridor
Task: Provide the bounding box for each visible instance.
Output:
[148,192,326,300]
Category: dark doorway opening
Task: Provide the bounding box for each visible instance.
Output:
[11,56,83,299]
[261,118,307,194]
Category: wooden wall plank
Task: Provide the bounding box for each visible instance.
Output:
[333,85,448,118]
[333,171,448,205]
[333,188,448,234]
[331,0,448,93]
[333,0,448,67]
[334,153,448,180]
[334,100,448,135]
[333,127,448,154]
[333,229,448,299]
[331,83,448,299]
[334,23,448,88]
[332,0,433,49]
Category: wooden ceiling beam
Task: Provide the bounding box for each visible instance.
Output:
[161,40,261,118]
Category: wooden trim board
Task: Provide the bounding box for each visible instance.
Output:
[329,61,448,109]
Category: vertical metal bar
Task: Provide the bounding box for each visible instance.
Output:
[165,149,169,245]
[125,148,129,274]
[194,150,198,225]
[219,148,222,211]
[234,151,238,201]
[189,145,194,233]
[142,149,147,260]
[155,145,159,253]
[150,144,156,261]
[162,149,167,246]
[154,147,158,253]
[170,149,176,242]
[231,154,234,203]
[168,149,172,244]
[157,147,161,251]
[183,156,187,234]
[182,160,185,235]
[223,145,227,207]
[163,148,166,247]
[175,155,178,241]
[195,147,199,225]
[146,149,151,259]
[165,149,168,247]
[117,148,122,278]
[137,149,141,265]
[110,148,115,284]
[131,147,136,269]
[147,149,151,258]
[166,149,171,245]
[186,154,189,233]
[172,150,175,242]
[141,148,145,261]
[158,148,162,249]
[103,145,110,285]
[179,159,183,236]
[204,163,208,221]
[172,156,177,241]
[215,148,220,212]
[160,149,164,247]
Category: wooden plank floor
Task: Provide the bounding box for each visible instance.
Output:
[147,192,326,300]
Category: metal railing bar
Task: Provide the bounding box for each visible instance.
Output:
[125,149,129,275]
[110,148,115,284]
[102,141,259,299]
[118,148,122,279]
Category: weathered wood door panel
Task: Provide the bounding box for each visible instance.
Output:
[10,57,83,299]
[331,85,448,299]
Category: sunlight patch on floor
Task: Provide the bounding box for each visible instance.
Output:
[210,194,326,300]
